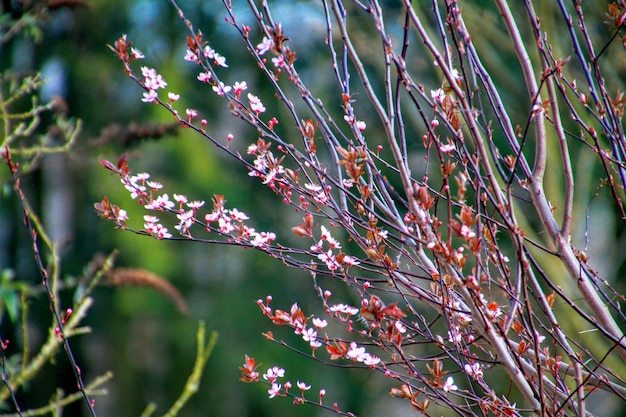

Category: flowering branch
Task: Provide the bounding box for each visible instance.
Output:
[101,1,626,415]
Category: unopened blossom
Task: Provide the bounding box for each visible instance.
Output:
[355,120,366,131]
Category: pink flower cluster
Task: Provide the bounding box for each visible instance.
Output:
[105,160,276,247]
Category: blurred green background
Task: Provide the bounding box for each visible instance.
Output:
[1,1,625,416]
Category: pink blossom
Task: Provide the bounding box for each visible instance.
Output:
[464,362,483,380]
[131,47,144,59]
[218,217,234,233]
[263,366,285,383]
[317,250,339,271]
[309,339,322,348]
[305,183,322,193]
[448,328,463,345]
[168,92,180,102]
[246,143,258,154]
[442,376,458,392]
[212,82,232,96]
[175,210,194,235]
[459,224,475,239]
[329,304,358,315]
[440,143,455,153]
[145,194,175,210]
[256,36,274,55]
[205,211,220,223]
[174,194,188,205]
[363,354,380,367]
[233,81,248,96]
[272,55,285,68]
[229,208,249,221]
[203,46,216,59]
[395,320,407,333]
[431,88,445,103]
[268,383,281,398]
[187,200,205,209]
[213,53,228,67]
[197,72,212,83]
[146,180,163,190]
[297,381,311,391]
[141,66,167,90]
[301,328,317,344]
[155,225,172,239]
[250,231,276,247]
[346,342,367,362]
[184,49,198,62]
[341,255,360,266]
[142,90,158,103]
[248,93,266,114]
[117,209,128,222]
[321,226,341,249]
[312,318,328,329]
